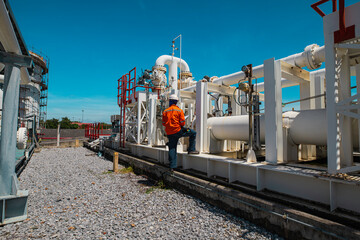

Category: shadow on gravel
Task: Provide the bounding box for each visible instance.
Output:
[137,179,156,187]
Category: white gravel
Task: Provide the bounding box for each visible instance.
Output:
[0,147,283,240]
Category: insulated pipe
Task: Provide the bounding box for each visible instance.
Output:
[207,109,359,147]
[182,44,325,92]
[0,0,30,84]
[154,55,190,91]
[208,115,266,142]
[283,110,327,145]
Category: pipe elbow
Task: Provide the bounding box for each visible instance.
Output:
[155,55,173,67]
[154,55,190,72]
[177,59,190,72]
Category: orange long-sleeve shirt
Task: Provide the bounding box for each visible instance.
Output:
[162,104,185,135]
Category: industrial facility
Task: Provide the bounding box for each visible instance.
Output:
[1,0,360,239]
[97,1,360,238]
[105,1,360,213]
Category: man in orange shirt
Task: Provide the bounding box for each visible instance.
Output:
[162,94,198,170]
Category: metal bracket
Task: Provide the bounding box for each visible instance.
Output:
[0,176,28,225]
[0,51,32,67]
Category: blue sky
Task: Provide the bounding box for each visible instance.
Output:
[10,0,359,123]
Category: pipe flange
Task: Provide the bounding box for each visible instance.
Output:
[210,76,219,82]
[179,71,192,79]
[304,44,321,70]
[152,65,167,73]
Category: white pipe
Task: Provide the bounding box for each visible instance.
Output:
[254,68,326,92]
[207,109,359,147]
[154,55,190,91]
[0,0,30,84]
[253,67,360,93]
[182,44,325,92]
[208,114,266,142]
[155,55,190,72]
[284,110,327,145]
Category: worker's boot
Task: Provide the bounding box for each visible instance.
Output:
[188,150,199,154]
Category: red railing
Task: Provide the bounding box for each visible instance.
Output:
[85,123,104,140]
[128,67,137,102]
[311,0,355,43]
[117,67,137,148]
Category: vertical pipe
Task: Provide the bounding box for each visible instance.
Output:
[248,65,253,151]
[333,0,337,12]
[179,34,182,90]
[339,0,345,35]
[0,65,20,195]
[169,61,178,91]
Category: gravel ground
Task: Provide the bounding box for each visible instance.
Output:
[0,147,283,240]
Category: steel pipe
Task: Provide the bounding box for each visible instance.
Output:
[207,109,359,147]
[155,55,190,72]
[208,114,266,142]
[182,44,325,92]
[154,55,191,91]
[153,55,190,90]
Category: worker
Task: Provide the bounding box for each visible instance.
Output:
[162,94,199,171]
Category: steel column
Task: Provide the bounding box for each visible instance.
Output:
[136,99,142,144]
[310,72,326,109]
[195,81,208,153]
[0,65,21,195]
[0,51,31,225]
[264,58,283,164]
[324,20,340,173]
[147,98,156,146]
[339,55,353,167]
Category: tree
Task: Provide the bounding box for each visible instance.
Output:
[45,118,59,129]
[44,117,79,129]
[60,117,78,129]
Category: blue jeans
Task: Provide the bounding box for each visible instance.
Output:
[167,128,196,169]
